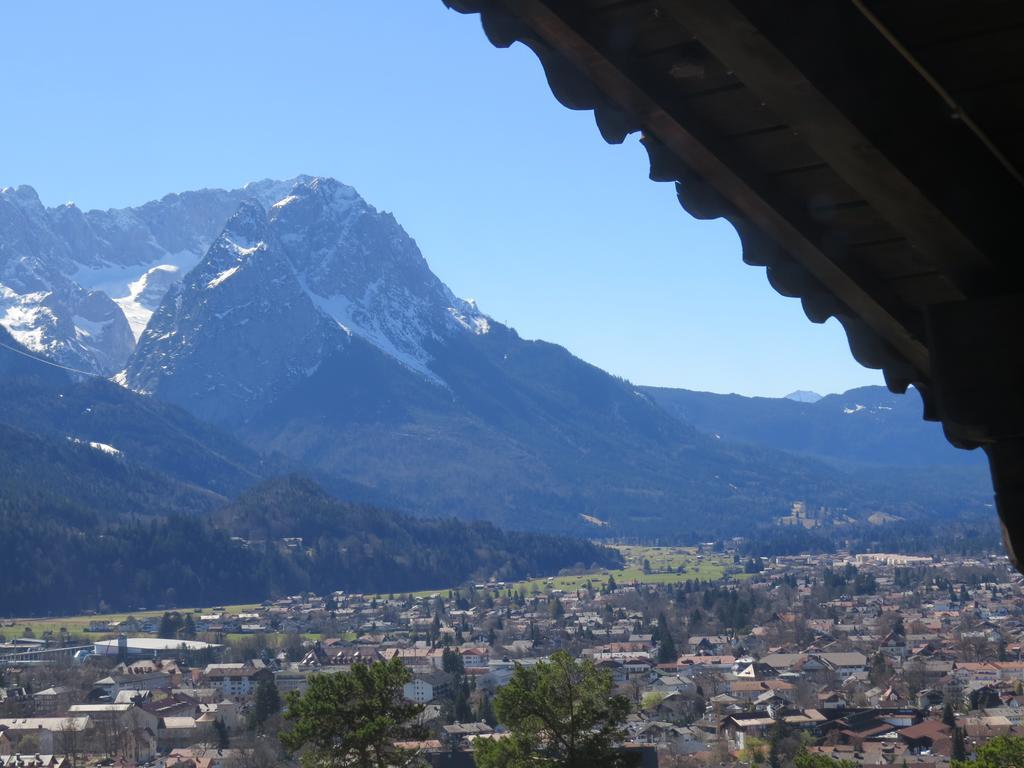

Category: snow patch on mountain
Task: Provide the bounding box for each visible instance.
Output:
[68,436,122,456]
[73,247,205,301]
[0,289,54,351]
[207,265,241,289]
[785,390,823,403]
[300,276,443,385]
[113,264,185,341]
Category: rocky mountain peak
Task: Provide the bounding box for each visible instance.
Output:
[120,176,495,418]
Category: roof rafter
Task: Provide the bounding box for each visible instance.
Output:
[658,0,988,289]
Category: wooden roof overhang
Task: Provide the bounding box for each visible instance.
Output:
[443,0,1024,564]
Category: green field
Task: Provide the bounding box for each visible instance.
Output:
[368,545,747,599]
[3,547,746,642]
[0,602,262,646]
[505,545,748,596]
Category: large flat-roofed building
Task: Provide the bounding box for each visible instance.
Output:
[92,637,222,661]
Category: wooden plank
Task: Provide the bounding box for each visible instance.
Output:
[730,126,822,175]
[658,0,992,286]
[849,239,942,281]
[772,165,863,210]
[886,273,967,307]
[674,84,780,137]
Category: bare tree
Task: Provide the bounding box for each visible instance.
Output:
[59,716,81,767]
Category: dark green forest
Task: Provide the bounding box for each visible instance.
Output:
[0,427,621,616]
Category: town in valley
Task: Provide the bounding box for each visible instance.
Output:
[3,544,1021,768]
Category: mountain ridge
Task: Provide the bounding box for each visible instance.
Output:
[643,383,983,468]
[0,176,992,540]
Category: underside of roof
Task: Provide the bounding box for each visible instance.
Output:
[443,0,1024,565]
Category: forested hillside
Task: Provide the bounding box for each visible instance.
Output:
[0,424,620,615]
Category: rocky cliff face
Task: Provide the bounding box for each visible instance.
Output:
[0,178,306,374]
[121,177,490,422]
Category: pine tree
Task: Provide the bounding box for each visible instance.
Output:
[158,612,181,640]
[454,677,473,723]
[656,612,678,663]
[473,651,631,768]
[943,702,956,728]
[250,679,282,730]
[281,658,423,767]
[952,727,967,762]
[551,599,565,621]
[213,717,229,749]
[478,694,497,727]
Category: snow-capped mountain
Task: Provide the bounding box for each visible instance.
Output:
[268,177,489,382]
[0,175,988,536]
[122,177,490,422]
[0,178,308,374]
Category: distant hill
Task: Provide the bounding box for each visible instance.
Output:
[0,326,269,498]
[0,326,621,615]
[642,384,984,468]
[0,424,621,615]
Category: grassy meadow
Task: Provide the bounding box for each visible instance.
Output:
[3,546,747,642]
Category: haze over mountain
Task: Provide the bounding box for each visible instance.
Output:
[0,176,992,541]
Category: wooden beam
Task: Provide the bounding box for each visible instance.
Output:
[657,0,990,290]
[499,0,931,376]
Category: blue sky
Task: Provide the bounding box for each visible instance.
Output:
[0,2,882,397]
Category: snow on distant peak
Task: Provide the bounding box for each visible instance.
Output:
[448,304,490,335]
[271,195,300,209]
[207,265,241,289]
[223,237,264,257]
[68,436,121,456]
[307,176,359,205]
[298,276,445,386]
[785,390,823,403]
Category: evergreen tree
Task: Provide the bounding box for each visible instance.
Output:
[952,727,967,762]
[442,647,465,677]
[453,677,473,723]
[250,679,282,730]
[213,717,229,749]
[473,651,632,768]
[158,612,181,640]
[551,599,565,621]
[943,702,956,728]
[280,659,423,768]
[656,612,678,664]
[478,694,497,727]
